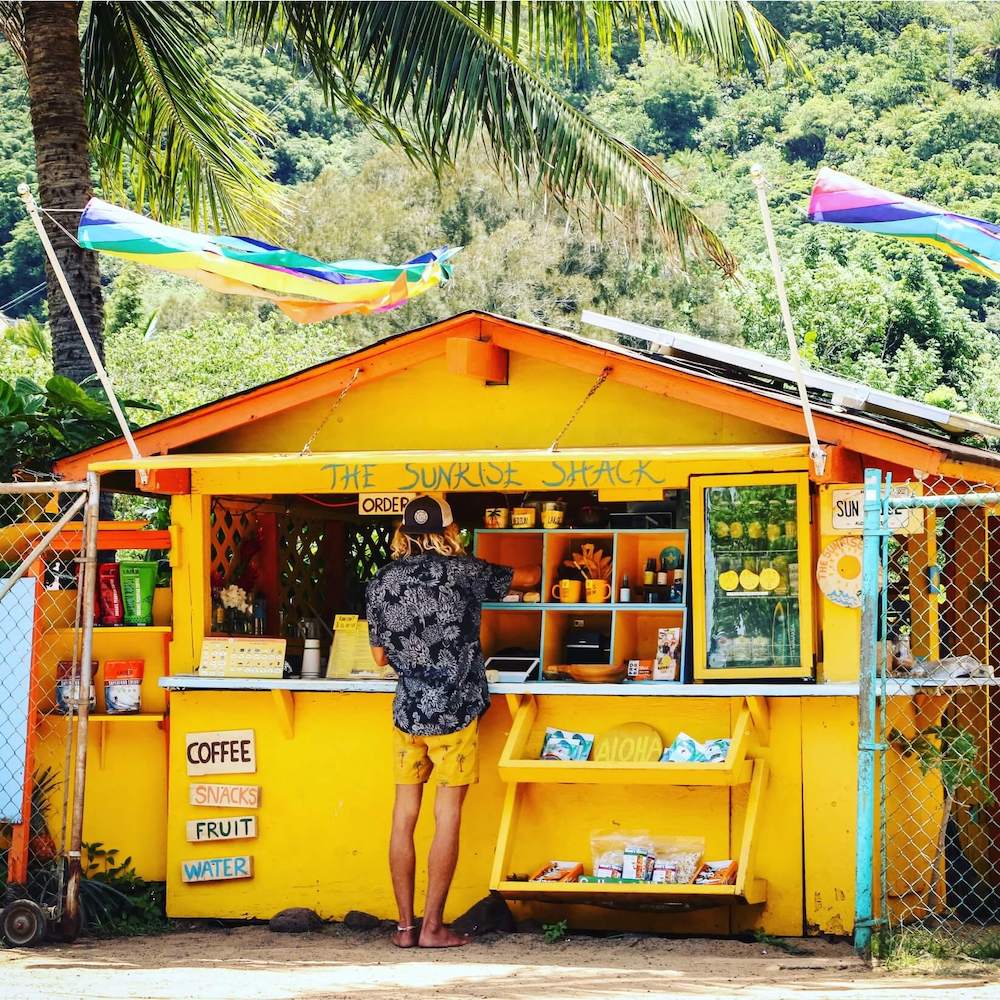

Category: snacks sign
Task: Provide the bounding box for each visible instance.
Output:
[189,783,261,809]
[185,729,256,776]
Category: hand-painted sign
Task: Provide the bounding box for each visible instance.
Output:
[185,729,256,776]
[181,854,253,883]
[323,458,666,493]
[829,484,921,535]
[593,721,664,763]
[189,783,261,809]
[358,492,414,516]
[186,815,257,843]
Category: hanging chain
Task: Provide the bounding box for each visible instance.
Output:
[548,365,613,452]
[300,367,362,455]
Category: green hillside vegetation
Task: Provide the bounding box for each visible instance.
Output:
[5,2,1000,427]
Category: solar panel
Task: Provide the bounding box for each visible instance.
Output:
[581,310,1000,441]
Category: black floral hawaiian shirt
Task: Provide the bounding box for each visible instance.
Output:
[366,552,514,736]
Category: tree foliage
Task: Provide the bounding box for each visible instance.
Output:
[5,2,1000,427]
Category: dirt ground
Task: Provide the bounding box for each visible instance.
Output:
[3,925,1000,1000]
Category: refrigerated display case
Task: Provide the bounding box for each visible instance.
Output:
[692,473,814,680]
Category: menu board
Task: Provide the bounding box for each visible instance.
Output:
[326,616,396,679]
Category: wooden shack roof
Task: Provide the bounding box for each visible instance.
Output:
[55,310,1000,486]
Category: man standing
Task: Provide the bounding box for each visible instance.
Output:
[366,495,539,948]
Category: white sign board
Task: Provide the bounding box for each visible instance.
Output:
[186,815,257,843]
[181,854,253,883]
[189,783,261,809]
[830,485,920,534]
[358,493,415,516]
[185,729,256,776]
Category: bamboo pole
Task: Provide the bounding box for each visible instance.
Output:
[17,184,147,485]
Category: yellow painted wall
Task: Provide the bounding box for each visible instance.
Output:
[31,588,172,880]
[195,352,801,456]
[165,690,834,935]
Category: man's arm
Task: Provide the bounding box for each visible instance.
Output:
[370,646,389,667]
[511,564,541,591]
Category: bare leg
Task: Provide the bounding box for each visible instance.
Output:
[419,784,470,948]
[389,784,423,948]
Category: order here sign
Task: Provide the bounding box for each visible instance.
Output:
[186,729,256,776]
[358,492,415,516]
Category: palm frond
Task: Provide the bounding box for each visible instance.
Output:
[82,1,286,235]
[0,1,25,66]
[234,1,770,273]
[455,1,803,77]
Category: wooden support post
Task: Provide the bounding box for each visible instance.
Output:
[271,689,295,739]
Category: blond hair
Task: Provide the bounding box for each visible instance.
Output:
[391,522,466,559]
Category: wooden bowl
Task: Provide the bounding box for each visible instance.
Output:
[558,663,627,684]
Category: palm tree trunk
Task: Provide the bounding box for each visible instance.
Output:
[22,1,104,383]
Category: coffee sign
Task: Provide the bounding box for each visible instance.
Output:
[185,729,256,776]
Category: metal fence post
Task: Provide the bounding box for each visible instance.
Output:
[61,470,100,937]
[855,467,884,952]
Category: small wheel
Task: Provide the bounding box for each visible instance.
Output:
[1,899,47,946]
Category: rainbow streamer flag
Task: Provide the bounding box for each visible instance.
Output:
[77,198,459,322]
[808,167,1000,279]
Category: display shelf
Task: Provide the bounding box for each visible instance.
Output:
[497,693,756,786]
[483,602,685,611]
[494,879,766,908]
[57,625,173,635]
[475,527,690,684]
[490,751,769,910]
[49,712,167,768]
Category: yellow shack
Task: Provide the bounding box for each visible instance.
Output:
[39,309,1000,938]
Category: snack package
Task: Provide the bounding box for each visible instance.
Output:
[649,837,704,884]
[540,727,595,761]
[660,732,731,763]
[653,627,681,681]
[118,560,158,626]
[591,832,703,884]
[694,860,738,885]
[104,659,144,714]
[530,860,584,882]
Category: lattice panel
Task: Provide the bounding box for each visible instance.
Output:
[209,504,260,590]
[345,521,393,615]
[278,513,337,629]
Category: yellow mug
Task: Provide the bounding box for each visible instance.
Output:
[511,507,536,529]
[585,579,612,603]
[541,508,564,529]
[552,579,583,603]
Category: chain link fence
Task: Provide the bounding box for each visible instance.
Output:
[0,478,95,944]
[864,472,1000,960]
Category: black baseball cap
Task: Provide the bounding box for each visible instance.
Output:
[402,495,454,535]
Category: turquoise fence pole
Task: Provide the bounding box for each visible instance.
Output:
[854,467,883,953]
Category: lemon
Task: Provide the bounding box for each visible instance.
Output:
[759,567,780,591]
[748,521,763,540]
[729,521,744,540]
[739,569,760,591]
[766,522,781,542]
[715,521,731,538]
[719,570,740,591]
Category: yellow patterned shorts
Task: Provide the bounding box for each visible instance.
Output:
[392,719,479,787]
